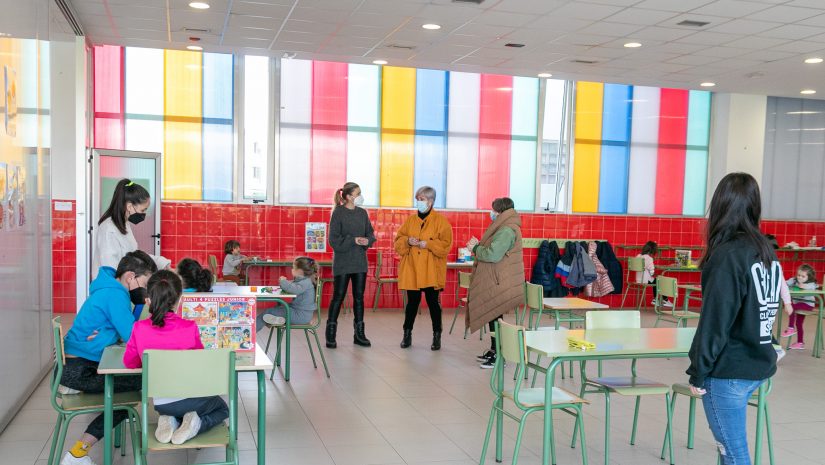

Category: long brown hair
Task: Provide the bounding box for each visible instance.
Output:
[333,182,360,207]
[146,270,183,328]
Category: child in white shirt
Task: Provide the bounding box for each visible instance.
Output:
[635,241,673,307]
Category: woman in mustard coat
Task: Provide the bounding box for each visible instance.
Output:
[394,186,453,350]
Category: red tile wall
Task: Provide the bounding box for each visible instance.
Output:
[52,200,77,313]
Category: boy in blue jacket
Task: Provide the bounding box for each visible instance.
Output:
[59,250,157,465]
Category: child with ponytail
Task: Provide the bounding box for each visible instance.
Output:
[176,258,214,292]
[122,271,229,445]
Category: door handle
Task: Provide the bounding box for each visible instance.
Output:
[151,234,161,239]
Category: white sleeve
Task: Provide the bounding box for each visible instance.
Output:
[150,254,171,271]
[97,227,128,271]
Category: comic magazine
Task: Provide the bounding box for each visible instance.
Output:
[179,294,256,352]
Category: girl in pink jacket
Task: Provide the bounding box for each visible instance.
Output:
[123,270,228,445]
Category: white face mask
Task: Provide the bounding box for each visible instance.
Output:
[353,195,364,206]
[416,200,430,213]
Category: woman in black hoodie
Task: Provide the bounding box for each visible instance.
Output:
[686,173,782,465]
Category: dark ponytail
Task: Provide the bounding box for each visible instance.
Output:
[99,178,151,235]
[146,270,183,327]
[177,258,213,292]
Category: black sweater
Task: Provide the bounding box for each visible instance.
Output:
[686,236,780,388]
[328,206,376,276]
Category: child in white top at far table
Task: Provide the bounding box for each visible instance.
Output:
[781,264,818,350]
[634,241,672,307]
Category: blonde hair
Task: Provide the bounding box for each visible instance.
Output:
[294,256,319,285]
[333,182,360,207]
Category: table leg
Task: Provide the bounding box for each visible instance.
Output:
[285,301,291,381]
[103,374,113,465]
[257,370,266,465]
[814,296,823,358]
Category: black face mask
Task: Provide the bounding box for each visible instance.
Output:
[128,212,146,225]
[129,287,147,306]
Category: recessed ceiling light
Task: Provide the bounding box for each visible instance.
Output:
[700,82,715,87]
[624,42,642,48]
[189,2,210,9]
[422,23,441,30]
[804,57,823,64]
[538,73,552,78]
[187,45,202,51]
[801,89,817,95]
[372,59,387,65]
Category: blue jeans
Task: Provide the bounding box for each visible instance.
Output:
[154,396,228,434]
[701,377,764,465]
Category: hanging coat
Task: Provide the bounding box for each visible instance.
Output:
[567,243,597,288]
[596,241,623,295]
[555,243,575,288]
[531,240,565,297]
[585,241,615,297]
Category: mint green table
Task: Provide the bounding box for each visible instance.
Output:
[98,344,273,465]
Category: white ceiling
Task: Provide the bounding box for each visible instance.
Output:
[67,0,825,98]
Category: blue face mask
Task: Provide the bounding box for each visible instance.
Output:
[490,211,498,221]
[416,200,430,213]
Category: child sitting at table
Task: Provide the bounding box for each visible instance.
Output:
[177,257,213,292]
[122,270,229,445]
[635,241,673,307]
[256,257,318,329]
[222,240,247,284]
[782,264,817,350]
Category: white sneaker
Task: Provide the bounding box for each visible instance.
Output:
[171,411,202,445]
[262,314,286,326]
[60,451,97,465]
[58,385,81,395]
[155,415,180,444]
[663,300,674,308]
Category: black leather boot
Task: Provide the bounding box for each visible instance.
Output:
[325,321,337,349]
[353,322,371,347]
[400,330,412,348]
[431,331,441,351]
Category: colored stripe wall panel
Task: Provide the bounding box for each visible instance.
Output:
[310,61,348,204]
[627,86,660,214]
[446,72,480,210]
[598,84,632,213]
[163,50,203,200]
[572,81,603,213]
[654,88,689,214]
[279,59,312,204]
[413,69,448,208]
[202,53,234,201]
[346,63,380,206]
[380,66,416,207]
[94,45,124,150]
[509,76,539,211]
[683,90,711,216]
[477,74,513,209]
[124,47,163,153]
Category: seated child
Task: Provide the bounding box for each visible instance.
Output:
[177,257,213,292]
[122,270,229,445]
[59,251,157,465]
[257,257,318,328]
[782,264,817,350]
[635,241,672,307]
[222,240,247,284]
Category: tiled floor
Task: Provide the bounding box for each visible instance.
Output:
[2,309,824,465]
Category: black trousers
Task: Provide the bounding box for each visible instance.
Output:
[328,272,367,323]
[60,357,142,440]
[489,316,503,351]
[403,287,442,332]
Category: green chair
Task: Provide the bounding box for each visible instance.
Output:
[620,257,651,310]
[264,283,330,380]
[654,276,700,328]
[139,349,238,465]
[372,251,400,311]
[578,310,675,465]
[523,282,575,381]
[480,320,589,465]
[662,380,774,465]
[48,317,141,465]
[208,254,232,285]
[449,271,472,334]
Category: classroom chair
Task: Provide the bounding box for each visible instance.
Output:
[264,282,330,380]
[654,276,700,328]
[48,317,141,465]
[620,257,651,310]
[372,251,400,311]
[577,310,675,465]
[139,349,238,465]
[480,321,589,465]
[662,380,774,465]
[207,254,233,285]
[524,281,575,381]
[449,271,471,335]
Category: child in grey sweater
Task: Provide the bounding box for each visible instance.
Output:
[257,257,318,328]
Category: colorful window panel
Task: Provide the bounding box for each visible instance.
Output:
[93,45,234,201]
[278,59,543,209]
[572,82,711,216]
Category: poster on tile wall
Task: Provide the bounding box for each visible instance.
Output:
[305,222,327,253]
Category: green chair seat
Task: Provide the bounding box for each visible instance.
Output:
[60,391,142,411]
[146,423,230,450]
[590,377,670,396]
[503,387,587,408]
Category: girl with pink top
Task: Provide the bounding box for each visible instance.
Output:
[123,271,228,445]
